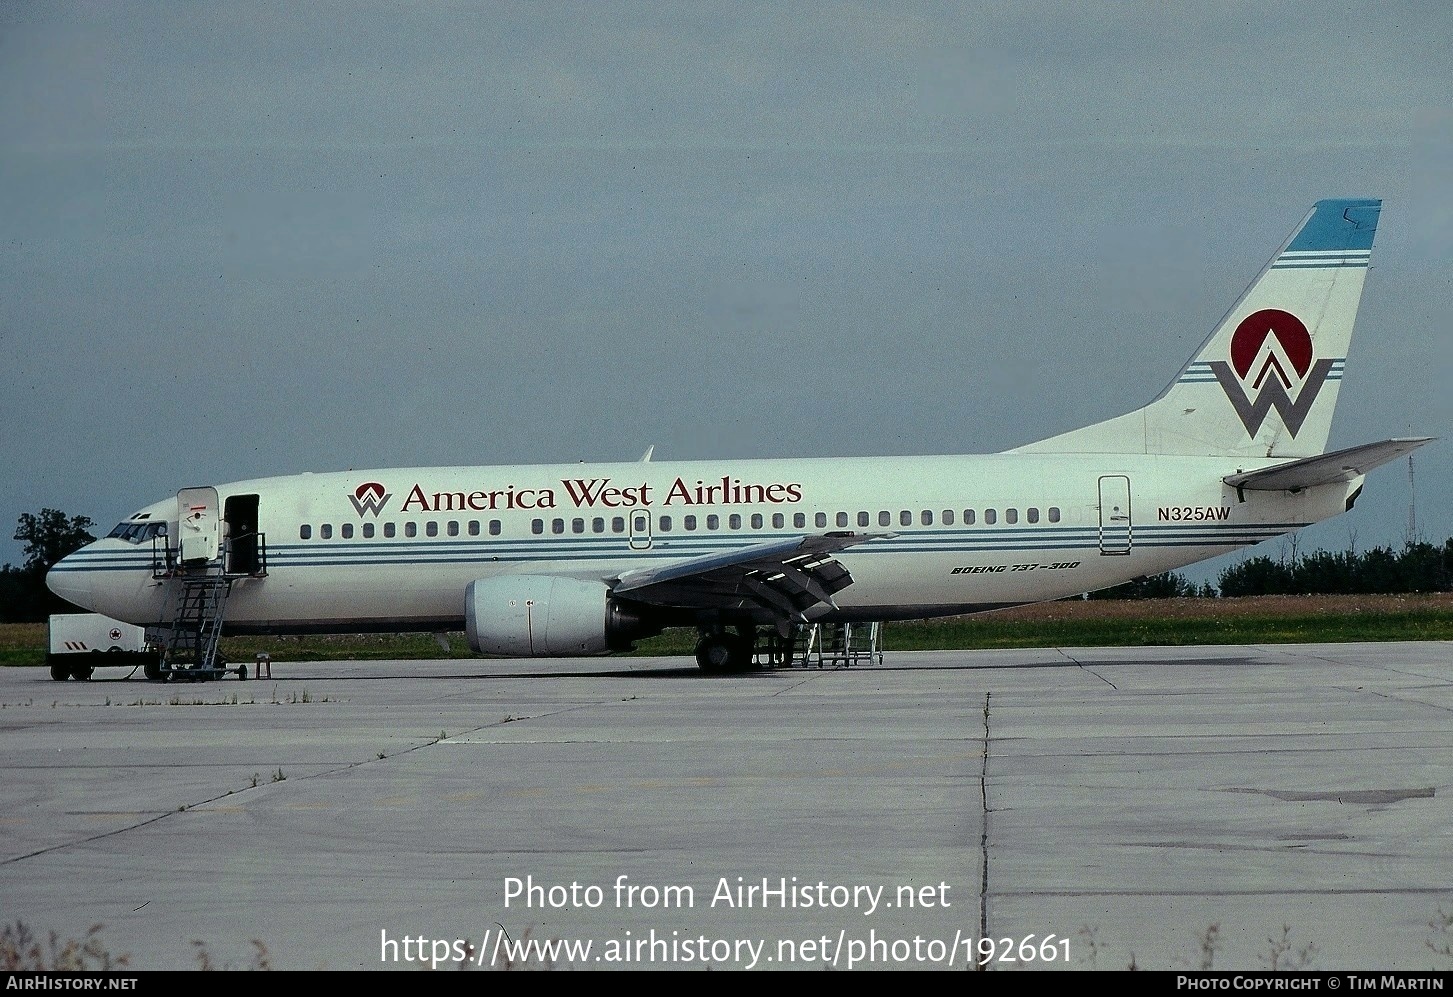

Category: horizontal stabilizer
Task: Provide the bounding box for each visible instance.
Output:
[1223,437,1434,492]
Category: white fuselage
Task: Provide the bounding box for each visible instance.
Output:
[49,452,1354,634]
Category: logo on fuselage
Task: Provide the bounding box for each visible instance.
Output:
[1208,308,1335,438]
[349,481,391,517]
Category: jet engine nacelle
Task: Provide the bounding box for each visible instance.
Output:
[465,575,651,656]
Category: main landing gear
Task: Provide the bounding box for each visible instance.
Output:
[693,627,758,673]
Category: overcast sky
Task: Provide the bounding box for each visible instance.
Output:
[2,1,1449,581]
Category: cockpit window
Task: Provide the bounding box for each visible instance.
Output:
[107,521,169,544]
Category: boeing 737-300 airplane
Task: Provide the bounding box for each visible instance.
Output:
[47,199,1432,673]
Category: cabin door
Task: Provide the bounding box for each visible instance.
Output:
[177,487,221,565]
[1097,475,1132,555]
[224,494,260,575]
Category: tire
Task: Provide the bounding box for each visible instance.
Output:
[143,656,164,681]
[694,636,734,673]
[70,664,94,681]
[49,661,69,681]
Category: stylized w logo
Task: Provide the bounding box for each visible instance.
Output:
[1210,358,1335,437]
[349,481,390,517]
[1212,308,1334,438]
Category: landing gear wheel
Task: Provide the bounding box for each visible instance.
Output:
[695,635,735,673]
[694,628,758,673]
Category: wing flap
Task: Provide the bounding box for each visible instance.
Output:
[613,533,881,621]
[1223,437,1434,491]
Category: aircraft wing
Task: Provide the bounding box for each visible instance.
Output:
[1223,437,1435,492]
[611,533,886,622]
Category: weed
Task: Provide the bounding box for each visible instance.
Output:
[271,767,285,783]
[248,773,260,788]
[0,921,130,970]
[193,938,271,971]
[1197,923,1221,971]
[1429,906,1453,962]
[1262,925,1316,970]
[1076,925,1100,969]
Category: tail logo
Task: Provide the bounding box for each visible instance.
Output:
[1208,309,1336,438]
[349,481,391,517]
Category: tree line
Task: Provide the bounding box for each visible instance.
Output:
[1093,539,1453,599]
[1,510,97,622]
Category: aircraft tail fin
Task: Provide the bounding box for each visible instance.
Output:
[1010,198,1382,459]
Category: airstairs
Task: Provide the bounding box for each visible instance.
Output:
[758,622,884,668]
[147,532,266,681]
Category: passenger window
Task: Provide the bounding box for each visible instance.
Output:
[878,511,891,527]
[659,516,672,532]
[363,523,375,539]
[985,509,997,525]
[707,515,720,530]
[448,521,460,536]
[921,510,933,526]
[794,513,806,529]
[1027,508,1039,524]
[531,519,543,535]
[837,512,849,528]
[321,524,333,539]
[572,518,585,534]
[551,519,565,535]
[426,522,439,537]
[468,521,480,536]
[773,513,785,529]
[900,510,913,527]
[489,520,501,535]
[684,515,697,531]
[816,512,827,529]
[1048,507,1061,523]
[858,511,870,527]
[1005,508,1017,525]
[729,514,742,530]
[300,525,311,540]
[750,513,763,529]
[591,517,605,533]
[612,517,625,533]
[964,510,976,525]
[943,510,955,526]
[384,522,396,538]
[342,523,354,539]
[405,522,417,538]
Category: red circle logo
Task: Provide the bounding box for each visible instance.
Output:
[1230,309,1312,381]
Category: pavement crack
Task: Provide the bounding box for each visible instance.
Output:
[1056,648,1118,688]
[978,690,991,970]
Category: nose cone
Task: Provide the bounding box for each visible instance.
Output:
[46,549,96,611]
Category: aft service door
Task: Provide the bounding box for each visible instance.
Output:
[177,486,221,565]
[1097,475,1132,555]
